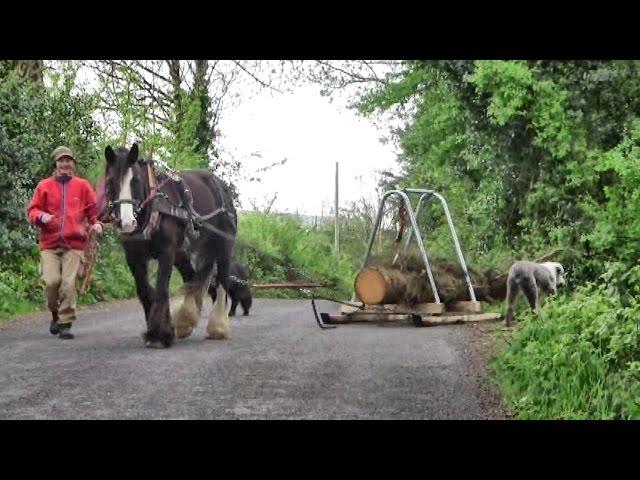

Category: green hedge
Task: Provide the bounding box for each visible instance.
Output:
[491,264,640,419]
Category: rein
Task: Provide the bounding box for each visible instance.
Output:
[136,161,172,214]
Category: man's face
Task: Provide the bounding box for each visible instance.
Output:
[56,156,75,176]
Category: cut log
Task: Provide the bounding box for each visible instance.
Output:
[367,249,575,305]
[354,267,413,305]
[353,263,509,305]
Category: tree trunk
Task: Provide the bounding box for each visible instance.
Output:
[193,60,213,161]
[7,60,44,85]
[167,60,183,130]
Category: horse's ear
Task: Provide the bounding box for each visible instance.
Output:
[128,143,139,166]
[105,145,115,166]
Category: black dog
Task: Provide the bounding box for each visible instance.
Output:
[210,262,252,316]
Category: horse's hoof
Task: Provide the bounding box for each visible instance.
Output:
[145,340,168,349]
[176,326,194,339]
[206,331,229,340]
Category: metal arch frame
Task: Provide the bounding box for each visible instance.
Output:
[358,188,477,305]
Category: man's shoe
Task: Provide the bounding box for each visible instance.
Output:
[49,312,60,335]
[58,323,74,340]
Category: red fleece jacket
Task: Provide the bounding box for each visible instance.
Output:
[27,175,100,251]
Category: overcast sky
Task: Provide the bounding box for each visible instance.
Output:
[68,61,402,216]
[217,83,400,216]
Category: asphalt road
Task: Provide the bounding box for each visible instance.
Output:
[0,298,504,419]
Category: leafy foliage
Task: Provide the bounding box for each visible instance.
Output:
[234,212,355,299]
[349,60,640,418]
[0,66,100,265]
[492,264,640,419]
[356,60,640,282]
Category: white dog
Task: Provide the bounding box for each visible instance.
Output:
[505,261,566,326]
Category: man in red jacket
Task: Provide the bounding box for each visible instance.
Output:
[27,146,103,339]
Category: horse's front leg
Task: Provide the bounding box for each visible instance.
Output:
[173,249,201,339]
[145,250,176,348]
[126,255,155,329]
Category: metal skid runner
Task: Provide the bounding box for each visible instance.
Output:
[316,188,501,328]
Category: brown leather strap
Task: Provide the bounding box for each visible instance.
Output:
[147,160,158,192]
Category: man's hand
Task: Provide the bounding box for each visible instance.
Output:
[40,213,53,224]
[91,223,103,235]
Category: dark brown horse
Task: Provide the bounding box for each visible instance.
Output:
[103,143,237,348]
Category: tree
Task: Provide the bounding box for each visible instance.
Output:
[0,64,100,264]
[77,60,288,173]
[311,60,640,281]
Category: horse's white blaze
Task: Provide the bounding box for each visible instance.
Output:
[118,167,136,232]
[207,283,230,339]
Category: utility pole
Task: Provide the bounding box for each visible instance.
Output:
[335,161,339,254]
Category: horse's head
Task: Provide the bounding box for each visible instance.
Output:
[104,143,145,234]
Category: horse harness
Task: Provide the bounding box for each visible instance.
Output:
[107,160,235,242]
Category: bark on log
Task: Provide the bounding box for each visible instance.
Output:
[354,264,509,305]
[356,249,570,306]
